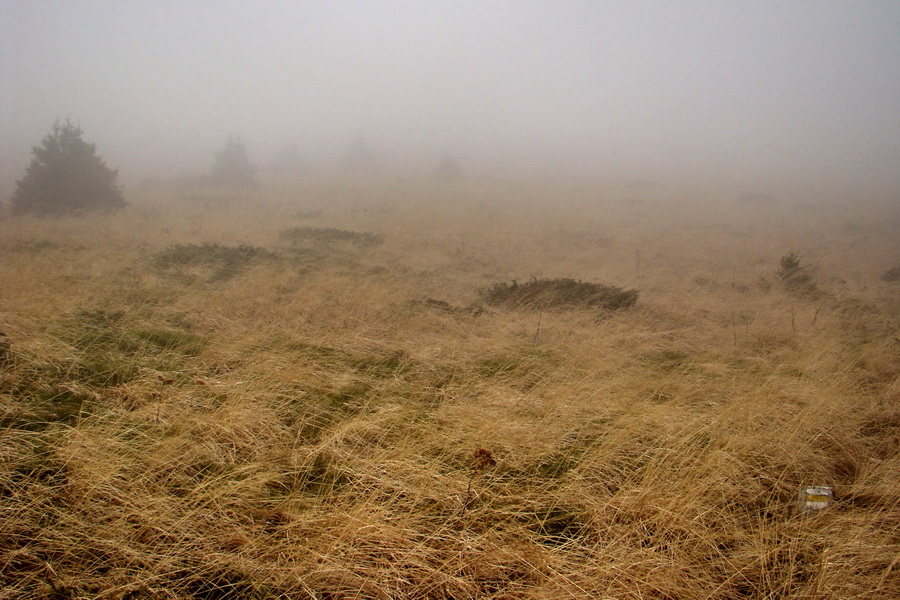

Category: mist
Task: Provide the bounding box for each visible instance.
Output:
[2,0,899,203]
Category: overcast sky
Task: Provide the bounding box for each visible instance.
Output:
[2,1,899,200]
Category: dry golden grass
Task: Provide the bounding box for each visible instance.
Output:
[1,178,898,599]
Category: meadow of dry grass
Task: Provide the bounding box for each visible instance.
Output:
[1,178,898,599]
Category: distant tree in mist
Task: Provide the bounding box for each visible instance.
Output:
[432,156,464,183]
[268,142,306,173]
[340,133,377,172]
[208,135,258,187]
[10,119,125,215]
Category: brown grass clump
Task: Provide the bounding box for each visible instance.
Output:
[0,178,898,599]
[480,278,638,311]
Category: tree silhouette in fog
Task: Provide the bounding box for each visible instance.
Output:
[340,133,377,172]
[10,119,125,215]
[432,156,464,183]
[269,141,305,173]
[208,135,258,187]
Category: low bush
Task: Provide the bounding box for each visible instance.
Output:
[480,278,638,311]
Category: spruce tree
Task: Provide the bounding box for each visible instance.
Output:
[208,135,258,187]
[10,119,125,215]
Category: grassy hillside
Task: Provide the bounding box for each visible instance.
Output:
[1,179,898,599]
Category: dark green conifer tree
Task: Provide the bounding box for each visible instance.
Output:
[11,119,125,215]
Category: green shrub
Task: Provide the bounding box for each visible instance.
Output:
[480,278,638,311]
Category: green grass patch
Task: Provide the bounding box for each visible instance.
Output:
[275,381,375,444]
[60,310,208,384]
[131,327,206,356]
[279,226,384,248]
[152,242,277,280]
[3,309,209,428]
[281,339,410,378]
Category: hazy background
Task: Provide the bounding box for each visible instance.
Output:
[2,0,899,202]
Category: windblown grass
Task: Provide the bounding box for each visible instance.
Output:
[1,179,898,599]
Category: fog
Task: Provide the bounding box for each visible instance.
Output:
[2,1,899,202]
